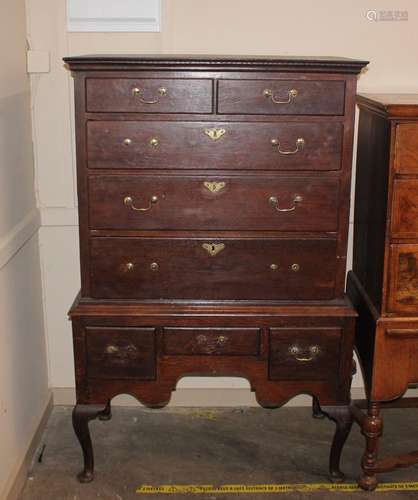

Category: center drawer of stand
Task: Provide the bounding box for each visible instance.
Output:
[162,328,261,356]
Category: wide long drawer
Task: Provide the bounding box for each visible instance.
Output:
[89,237,337,300]
[88,174,340,231]
[87,121,343,171]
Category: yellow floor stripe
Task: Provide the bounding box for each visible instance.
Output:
[136,482,418,494]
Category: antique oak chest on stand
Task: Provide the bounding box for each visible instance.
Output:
[348,94,418,490]
[64,55,367,482]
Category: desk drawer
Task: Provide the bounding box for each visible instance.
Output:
[388,244,418,313]
[269,328,341,380]
[86,78,213,114]
[86,327,156,380]
[218,79,345,115]
[88,174,339,232]
[87,121,343,171]
[391,179,418,238]
[89,236,337,300]
[162,328,260,356]
[395,123,418,173]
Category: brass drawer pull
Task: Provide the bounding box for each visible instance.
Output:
[106,345,119,354]
[291,263,300,272]
[202,242,225,256]
[123,138,132,146]
[196,334,228,346]
[289,344,320,362]
[125,262,134,271]
[269,195,303,212]
[270,263,279,271]
[271,137,305,155]
[149,138,159,147]
[132,86,167,104]
[204,127,226,141]
[263,88,298,104]
[204,181,226,193]
[150,262,159,272]
[124,195,158,212]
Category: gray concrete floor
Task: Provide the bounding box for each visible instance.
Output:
[20,406,418,499]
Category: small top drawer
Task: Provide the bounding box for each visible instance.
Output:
[218,79,345,115]
[395,123,418,173]
[86,78,213,114]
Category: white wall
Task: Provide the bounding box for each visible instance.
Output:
[26,0,418,396]
[0,0,49,497]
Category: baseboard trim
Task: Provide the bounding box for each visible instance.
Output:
[3,393,53,500]
[0,208,41,270]
[52,386,367,408]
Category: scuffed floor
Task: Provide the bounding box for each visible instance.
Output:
[20,406,418,499]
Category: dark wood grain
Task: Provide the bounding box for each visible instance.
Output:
[65,55,366,484]
[87,121,343,171]
[85,327,156,380]
[218,79,345,115]
[88,174,340,231]
[352,107,390,312]
[162,327,260,356]
[89,236,337,300]
[269,328,341,380]
[86,77,213,114]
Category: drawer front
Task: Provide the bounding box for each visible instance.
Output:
[395,123,418,173]
[162,328,260,356]
[88,175,339,232]
[87,121,343,171]
[218,79,345,115]
[89,237,337,300]
[388,244,418,313]
[86,78,213,114]
[269,328,341,380]
[391,179,418,238]
[86,327,156,379]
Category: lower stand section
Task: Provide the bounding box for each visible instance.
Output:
[73,401,352,484]
[72,404,107,483]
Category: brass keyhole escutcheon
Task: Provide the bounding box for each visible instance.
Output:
[202,242,225,257]
[204,181,226,193]
[204,128,226,141]
[150,262,159,272]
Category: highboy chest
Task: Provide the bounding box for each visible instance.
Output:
[64,55,367,482]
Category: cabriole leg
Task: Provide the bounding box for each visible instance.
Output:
[72,403,107,483]
[322,405,353,483]
[98,400,112,421]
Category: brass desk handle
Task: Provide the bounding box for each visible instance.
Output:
[289,345,320,362]
[132,86,167,104]
[263,88,298,104]
[271,137,305,155]
[269,195,303,212]
[124,195,158,212]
